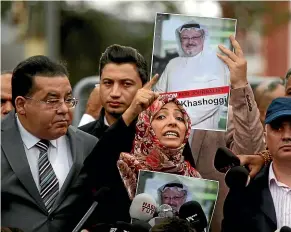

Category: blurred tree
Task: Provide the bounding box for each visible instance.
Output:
[220,1,291,34]
[59,1,180,87]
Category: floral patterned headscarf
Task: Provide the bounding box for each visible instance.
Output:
[117,95,201,200]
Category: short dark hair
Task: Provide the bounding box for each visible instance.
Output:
[99,44,149,85]
[12,55,69,108]
[151,218,195,232]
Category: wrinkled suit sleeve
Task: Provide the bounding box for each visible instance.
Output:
[225,84,265,154]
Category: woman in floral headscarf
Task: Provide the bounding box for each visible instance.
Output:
[117,95,201,200]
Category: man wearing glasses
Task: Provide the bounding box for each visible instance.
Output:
[153,21,229,130]
[158,181,188,214]
[1,55,98,232]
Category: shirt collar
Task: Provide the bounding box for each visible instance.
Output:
[104,115,110,126]
[268,162,289,189]
[16,114,57,149]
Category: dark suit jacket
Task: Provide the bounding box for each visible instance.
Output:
[221,164,277,232]
[1,111,98,232]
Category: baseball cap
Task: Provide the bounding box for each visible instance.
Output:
[265,97,291,124]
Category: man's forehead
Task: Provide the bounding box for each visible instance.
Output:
[181,29,203,37]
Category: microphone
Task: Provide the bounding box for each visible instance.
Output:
[214,147,240,173]
[115,221,150,232]
[225,166,250,189]
[178,201,208,232]
[72,187,110,232]
[158,204,174,218]
[148,204,174,227]
[129,193,157,222]
[275,226,291,232]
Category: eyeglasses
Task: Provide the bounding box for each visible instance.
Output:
[181,35,203,42]
[25,96,78,109]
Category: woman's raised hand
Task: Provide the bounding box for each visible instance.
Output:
[122,74,160,126]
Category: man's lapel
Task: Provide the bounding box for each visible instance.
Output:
[1,112,47,213]
[51,126,84,213]
[256,165,277,227]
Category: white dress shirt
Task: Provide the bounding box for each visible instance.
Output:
[269,162,291,228]
[16,115,73,192]
[78,113,96,127]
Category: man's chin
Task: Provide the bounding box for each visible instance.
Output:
[106,109,125,118]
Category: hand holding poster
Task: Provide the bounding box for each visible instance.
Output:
[135,170,219,232]
[151,13,237,131]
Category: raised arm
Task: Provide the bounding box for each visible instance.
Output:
[218,35,265,155]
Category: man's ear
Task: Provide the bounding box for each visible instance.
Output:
[15,96,26,115]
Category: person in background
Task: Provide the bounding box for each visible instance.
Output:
[1,71,13,117]
[284,68,291,95]
[254,80,285,125]
[222,97,291,232]
[78,84,102,127]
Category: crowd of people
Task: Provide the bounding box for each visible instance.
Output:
[1,30,291,232]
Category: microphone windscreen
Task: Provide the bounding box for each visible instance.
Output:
[280,226,291,232]
[225,166,250,189]
[178,201,207,231]
[93,186,110,201]
[214,147,240,173]
[129,193,157,221]
[157,204,174,218]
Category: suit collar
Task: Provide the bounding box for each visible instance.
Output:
[2,111,85,214]
[1,111,48,213]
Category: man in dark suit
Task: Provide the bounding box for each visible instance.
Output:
[222,97,291,232]
[1,56,98,232]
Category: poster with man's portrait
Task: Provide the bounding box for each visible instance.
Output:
[136,170,219,231]
[151,13,237,131]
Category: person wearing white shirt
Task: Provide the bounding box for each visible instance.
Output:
[222,97,291,232]
[1,55,97,232]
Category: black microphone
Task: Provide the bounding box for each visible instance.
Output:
[275,226,291,232]
[214,147,240,173]
[72,187,110,232]
[115,221,150,232]
[225,166,250,189]
[178,201,207,232]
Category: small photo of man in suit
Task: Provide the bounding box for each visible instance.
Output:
[1,55,98,232]
[222,97,291,232]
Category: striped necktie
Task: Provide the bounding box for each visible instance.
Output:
[36,139,59,212]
